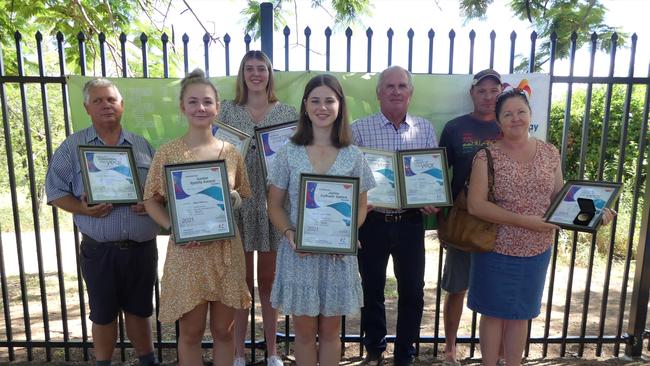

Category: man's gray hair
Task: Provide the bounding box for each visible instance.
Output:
[82,78,122,104]
[376,65,414,95]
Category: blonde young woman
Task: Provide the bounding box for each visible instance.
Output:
[143,69,252,366]
[218,50,297,366]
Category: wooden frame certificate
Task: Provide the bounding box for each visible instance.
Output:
[164,160,236,244]
[396,148,453,208]
[78,145,143,204]
[254,120,298,178]
[360,147,401,209]
[212,121,251,156]
[543,180,621,233]
[296,174,360,255]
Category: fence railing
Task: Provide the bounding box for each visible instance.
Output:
[0,2,649,363]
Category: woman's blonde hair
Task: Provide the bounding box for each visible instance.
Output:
[234,50,278,105]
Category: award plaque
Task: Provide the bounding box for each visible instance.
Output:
[544,180,622,233]
[164,160,236,244]
[254,120,298,177]
[212,121,252,156]
[295,174,360,255]
[78,145,143,204]
[359,147,401,209]
[396,148,453,208]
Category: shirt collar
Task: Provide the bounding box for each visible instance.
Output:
[379,112,412,129]
[84,125,131,146]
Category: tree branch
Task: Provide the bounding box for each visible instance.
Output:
[181,0,223,46]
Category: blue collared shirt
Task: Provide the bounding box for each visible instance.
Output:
[45,125,159,242]
[351,112,438,151]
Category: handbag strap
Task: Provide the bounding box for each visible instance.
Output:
[465,146,496,202]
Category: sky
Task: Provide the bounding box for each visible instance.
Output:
[159,0,650,79]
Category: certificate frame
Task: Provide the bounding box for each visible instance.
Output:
[78,145,143,205]
[359,147,401,209]
[212,121,252,156]
[396,148,453,208]
[543,180,622,233]
[295,174,360,255]
[254,120,298,178]
[164,160,236,244]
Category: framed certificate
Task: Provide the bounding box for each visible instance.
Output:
[396,148,453,208]
[212,121,251,156]
[544,180,622,233]
[359,147,401,209]
[295,174,360,255]
[78,145,143,204]
[164,160,236,244]
[254,120,298,178]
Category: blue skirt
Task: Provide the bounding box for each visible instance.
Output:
[468,248,551,320]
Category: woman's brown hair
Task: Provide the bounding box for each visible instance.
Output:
[291,74,352,148]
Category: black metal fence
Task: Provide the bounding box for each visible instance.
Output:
[1,2,649,363]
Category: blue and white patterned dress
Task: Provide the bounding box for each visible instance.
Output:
[268,142,376,316]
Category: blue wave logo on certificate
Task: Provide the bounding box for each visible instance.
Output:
[86,152,133,180]
[261,133,275,157]
[403,156,444,185]
[374,168,395,188]
[306,181,352,226]
[172,170,226,210]
[562,186,607,211]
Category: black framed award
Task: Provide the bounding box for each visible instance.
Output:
[544,180,622,233]
[78,145,143,204]
[295,174,360,255]
[164,160,236,244]
[396,148,453,208]
[212,121,252,156]
[254,120,298,178]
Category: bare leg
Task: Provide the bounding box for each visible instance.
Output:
[443,290,466,362]
[478,315,503,366]
[92,319,118,361]
[178,303,208,366]
[124,312,154,357]
[234,251,255,358]
[210,301,236,366]
[257,251,279,357]
[317,315,341,366]
[502,319,528,366]
[292,315,318,366]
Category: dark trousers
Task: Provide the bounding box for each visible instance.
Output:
[358,211,425,364]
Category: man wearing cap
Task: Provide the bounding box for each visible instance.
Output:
[352,65,439,366]
[439,69,502,364]
[46,79,160,366]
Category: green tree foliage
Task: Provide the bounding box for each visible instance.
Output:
[0,0,178,76]
[240,0,371,40]
[459,0,627,70]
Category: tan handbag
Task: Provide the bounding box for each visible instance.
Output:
[438,147,497,253]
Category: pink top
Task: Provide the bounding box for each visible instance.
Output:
[475,140,560,257]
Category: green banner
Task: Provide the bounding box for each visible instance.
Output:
[68,71,550,229]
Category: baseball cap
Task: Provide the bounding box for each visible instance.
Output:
[472,69,502,86]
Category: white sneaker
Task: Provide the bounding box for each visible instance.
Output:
[267,355,283,366]
[233,356,246,366]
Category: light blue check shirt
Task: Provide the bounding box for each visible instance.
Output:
[352,112,438,213]
[45,125,159,242]
[351,112,437,152]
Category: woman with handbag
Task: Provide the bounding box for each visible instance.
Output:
[465,87,615,366]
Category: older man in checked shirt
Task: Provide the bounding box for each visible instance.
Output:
[352,65,439,366]
[45,79,159,366]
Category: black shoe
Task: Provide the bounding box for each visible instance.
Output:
[393,357,414,366]
[362,352,384,366]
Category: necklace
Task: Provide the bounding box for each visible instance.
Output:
[245,103,271,123]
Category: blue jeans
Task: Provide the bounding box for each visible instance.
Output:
[358,210,425,364]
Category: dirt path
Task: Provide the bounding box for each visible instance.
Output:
[0,231,648,364]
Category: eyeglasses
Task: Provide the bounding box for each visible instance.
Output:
[496,87,529,102]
